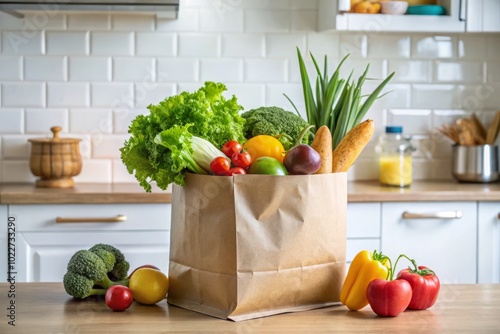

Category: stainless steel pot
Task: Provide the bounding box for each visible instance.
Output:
[451,145,499,183]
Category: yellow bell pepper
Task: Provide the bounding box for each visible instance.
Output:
[340,250,391,311]
[242,135,285,163]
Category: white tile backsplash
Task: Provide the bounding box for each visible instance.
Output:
[245,59,288,82]
[435,61,483,84]
[135,32,176,56]
[92,135,129,158]
[411,35,456,59]
[46,31,88,55]
[0,108,23,134]
[199,8,244,32]
[157,58,198,82]
[69,109,113,134]
[178,33,220,57]
[2,135,32,159]
[244,10,290,33]
[368,34,411,59]
[24,56,67,81]
[221,34,265,58]
[200,59,243,82]
[0,56,22,80]
[91,32,133,56]
[0,3,499,183]
[412,84,457,109]
[91,83,134,108]
[1,160,35,183]
[47,82,89,107]
[113,57,155,82]
[389,60,432,83]
[224,83,265,111]
[1,82,45,107]
[74,159,112,183]
[1,30,44,55]
[68,56,111,81]
[266,33,306,58]
[25,108,68,134]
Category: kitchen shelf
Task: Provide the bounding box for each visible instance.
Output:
[318,0,466,33]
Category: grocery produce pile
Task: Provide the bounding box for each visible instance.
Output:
[63,243,169,311]
[120,50,394,191]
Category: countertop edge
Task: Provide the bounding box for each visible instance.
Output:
[2,180,500,204]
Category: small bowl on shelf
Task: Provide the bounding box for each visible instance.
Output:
[380,1,409,15]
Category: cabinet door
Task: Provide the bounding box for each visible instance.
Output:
[381,202,477,284]
[10,203,171,282]
[478,202,500,283]
[466,0,500,32]
[17,231,170,282]
[347,203,381,264]
[0,205,7,282]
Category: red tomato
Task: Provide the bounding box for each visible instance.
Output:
[210,156,231,176]
[397,266,440,310]
[226,167,247,175]
[105,285,133,311]
[231,151,252,169]
[221,140,243,158]
[366,279,412,317]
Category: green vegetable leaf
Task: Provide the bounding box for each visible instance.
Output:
[120,82,245,191]
[291,49,395,150]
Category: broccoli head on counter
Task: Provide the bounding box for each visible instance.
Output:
[241,106,311,150]
[63,244,130,299]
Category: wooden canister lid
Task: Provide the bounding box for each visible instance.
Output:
[28,126,81,144]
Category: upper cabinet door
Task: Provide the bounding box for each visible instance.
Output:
[318,0,466,33]
[466,0,500,32]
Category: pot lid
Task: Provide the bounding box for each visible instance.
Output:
[28,126,81,144]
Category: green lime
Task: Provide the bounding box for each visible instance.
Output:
[248,157,288,175]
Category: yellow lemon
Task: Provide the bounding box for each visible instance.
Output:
[128,268,169,305]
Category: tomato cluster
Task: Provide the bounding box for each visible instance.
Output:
[210,140,252,176]
[365,255,440,317]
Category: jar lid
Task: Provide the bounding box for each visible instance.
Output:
[28,126,81,144]
[385,126,403,134]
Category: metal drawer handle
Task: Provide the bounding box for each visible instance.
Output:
[56,215,127,223]
[402,211,462,219]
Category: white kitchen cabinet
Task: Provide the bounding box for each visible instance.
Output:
[0,205,7,282]
[318,0,466,32]
[381,202,477,284]
[478,202,500,283]
[346,203,381,263]
[10,203,171,282]
[466,0,500,32]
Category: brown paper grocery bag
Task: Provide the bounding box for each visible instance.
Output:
[168,172,347,321]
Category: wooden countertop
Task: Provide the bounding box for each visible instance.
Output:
[1,283,499,333]
[0,183,171,204]
[1,179,500,204]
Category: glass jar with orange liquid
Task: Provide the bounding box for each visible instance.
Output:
[375,126,415,187]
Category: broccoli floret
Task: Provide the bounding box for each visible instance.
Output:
[89,243,130,280]
[66,250,116,288]
[241,106,311,150]
[63,271,106,299]
[91,248,116,272]
[63,248,129,299]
